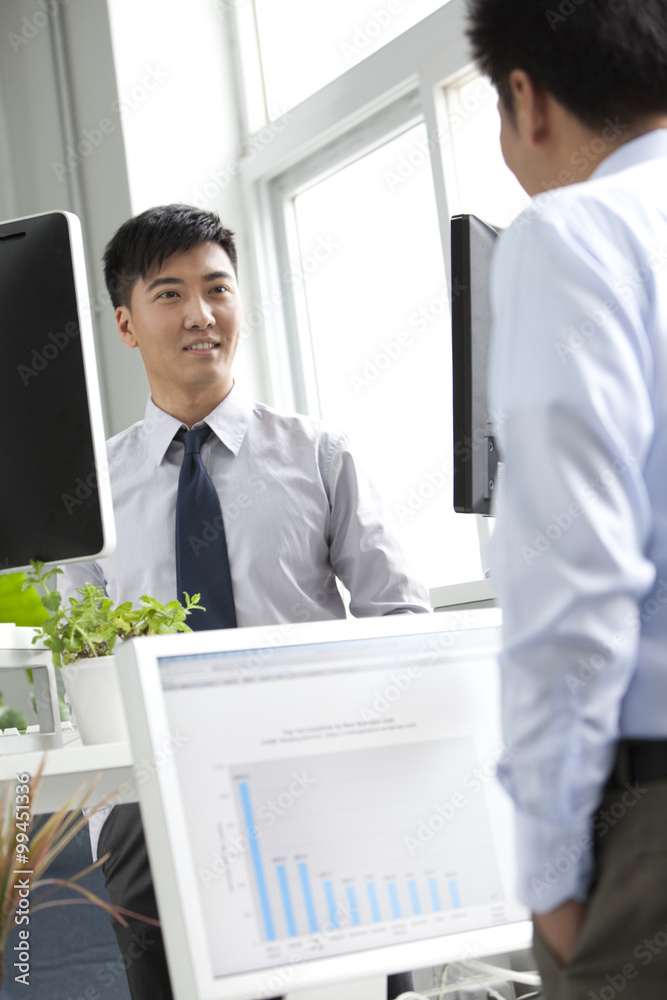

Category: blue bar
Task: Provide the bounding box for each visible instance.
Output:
[323,879,338,929]
[238,782,275,940]
[428,877,442,912]
[408,879,421,915]
[449,878,461,909]
[388,882,401,919]
[298,863,318,933]
[345,885,360,926]
[366,882,381,923]
[277,864,297,937]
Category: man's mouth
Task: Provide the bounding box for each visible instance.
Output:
[185,341,218,351]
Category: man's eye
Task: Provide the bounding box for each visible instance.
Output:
[157,290,178,299]
[212,285,229,294]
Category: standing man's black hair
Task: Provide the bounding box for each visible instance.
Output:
[466,0,667,129]
[103,204,238,309]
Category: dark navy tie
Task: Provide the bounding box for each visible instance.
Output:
[175,425,237,631]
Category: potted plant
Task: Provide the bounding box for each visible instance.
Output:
[0,758,159,989]
[23,562,202,744]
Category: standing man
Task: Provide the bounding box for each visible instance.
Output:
[465,2,667,998]
[60,204,429,1000]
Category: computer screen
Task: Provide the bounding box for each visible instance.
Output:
[118,612,530,1000]
[451,214,502,516]
[0,210,114,573]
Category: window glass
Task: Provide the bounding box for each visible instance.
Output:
[253,0,449,116]
[443,72,530,228]
[292,123,482,589]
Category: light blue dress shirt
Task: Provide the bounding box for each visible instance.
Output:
[488,130,667,912]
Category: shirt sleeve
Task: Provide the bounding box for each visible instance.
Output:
[488,205,656,912]
[324,432,431,617]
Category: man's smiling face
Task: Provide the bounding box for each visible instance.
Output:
[116,241,243,412]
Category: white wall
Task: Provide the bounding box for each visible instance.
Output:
[0,0,136,434]
[105,0,267,415]
[0,0,266,437]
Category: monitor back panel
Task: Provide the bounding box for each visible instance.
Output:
[451,214,501,515]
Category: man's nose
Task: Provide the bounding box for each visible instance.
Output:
[185,298,214,329]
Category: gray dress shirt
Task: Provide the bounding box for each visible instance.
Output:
[62,386,430,856]
[59,384,430,621]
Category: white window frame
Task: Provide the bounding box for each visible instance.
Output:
[229,0,493,597]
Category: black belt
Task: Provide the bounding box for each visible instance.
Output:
[606,739,667,789]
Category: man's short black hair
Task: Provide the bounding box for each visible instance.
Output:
[466,0,667,130]
[103,204,238,309]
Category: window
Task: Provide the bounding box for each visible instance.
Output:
[233,0,527,591]
[251,0,450,117]
[441,69,529,227]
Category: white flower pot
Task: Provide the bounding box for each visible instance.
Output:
[61,654,129,745]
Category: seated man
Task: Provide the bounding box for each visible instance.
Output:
[60,204,430,1000]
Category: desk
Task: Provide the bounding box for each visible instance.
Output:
[0,624,135,812]
[0,733,135,813]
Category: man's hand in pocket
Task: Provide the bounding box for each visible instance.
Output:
[534,900,588,966]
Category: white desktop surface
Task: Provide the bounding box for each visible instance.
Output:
[0,731,134,814]
[0,625,135,812]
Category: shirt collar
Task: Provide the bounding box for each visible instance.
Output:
[591,127,667,181]
[201,383,252,456]
[143,382,252,465]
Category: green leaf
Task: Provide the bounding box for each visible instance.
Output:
[0,573,50,627]
[0,708,27,732]
[27,565,201,668]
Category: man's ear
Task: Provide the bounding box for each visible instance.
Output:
[116,305,138,348]
[507,68,550,147]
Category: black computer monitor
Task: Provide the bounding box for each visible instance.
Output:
[0,211,115,573]
[451,214,502,516]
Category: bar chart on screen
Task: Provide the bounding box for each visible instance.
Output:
[224,738,506,949]
[143,620,530,990]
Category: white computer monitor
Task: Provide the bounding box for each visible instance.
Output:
[117,610,530,1000]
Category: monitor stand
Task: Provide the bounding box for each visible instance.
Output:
[285,974,386,1000]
